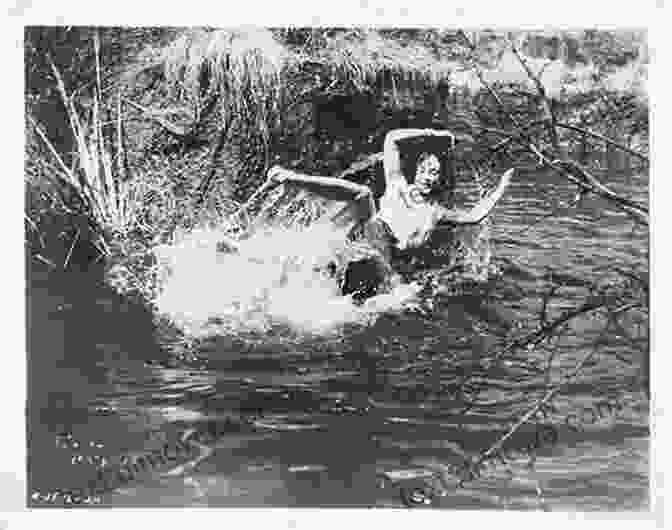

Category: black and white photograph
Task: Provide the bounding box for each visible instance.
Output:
[21,22,651,512]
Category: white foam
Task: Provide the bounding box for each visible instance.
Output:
[151,221,420,338]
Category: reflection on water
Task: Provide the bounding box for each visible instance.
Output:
[27,169,649,509]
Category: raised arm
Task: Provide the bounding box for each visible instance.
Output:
[266,166,376,220]
[383,128,455,187]
[434,168,514,226]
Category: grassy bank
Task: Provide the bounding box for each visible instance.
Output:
[25,28,649,301]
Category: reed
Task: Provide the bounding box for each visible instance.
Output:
[25,27,649,276]
[36,38,149,246]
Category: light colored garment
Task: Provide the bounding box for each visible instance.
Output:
[375,181,438,250]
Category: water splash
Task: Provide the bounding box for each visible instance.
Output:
[152,220,421,338]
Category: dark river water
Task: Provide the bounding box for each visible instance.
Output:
[27,166,649,509]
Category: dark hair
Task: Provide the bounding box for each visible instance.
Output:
[402,150,454,192]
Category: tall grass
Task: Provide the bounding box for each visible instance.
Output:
[312,29,454,89]
[28,32,149,259]
[25,27,649,278]
[159,28,288,167]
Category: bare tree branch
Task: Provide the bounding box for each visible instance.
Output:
[508,35,560,150]
[554,122,649,164]
[454,32,649,225]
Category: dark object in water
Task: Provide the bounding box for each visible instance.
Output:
[341,257,388,303]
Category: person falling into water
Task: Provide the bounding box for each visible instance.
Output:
[265,127,514,297]
[367,128,485,261]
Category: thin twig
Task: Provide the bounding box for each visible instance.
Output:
[457,31,523,131]
[116,92,127,182]
[481,120,649,165]
[550,159,649,223]
[33,253,58,270]
[465,322,612,484]
[27,115,78,188]
[63,228,81,270]
[554,122,649,164]
[456,31,649,224]
[508,36,559,149]
[24,213,46,249]
[485,299,605,366]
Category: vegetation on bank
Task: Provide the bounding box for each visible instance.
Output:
[25,28,648,278]
[25,28,650,498]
